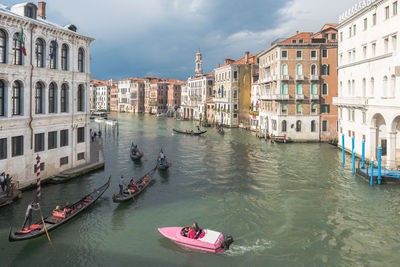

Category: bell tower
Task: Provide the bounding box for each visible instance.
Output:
[195,48,203,76]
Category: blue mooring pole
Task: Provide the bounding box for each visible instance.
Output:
[342,134,345,165]
[352,137,355,175]
[361,140,365,168]
[378,147,382,185]
[370,160,374,186]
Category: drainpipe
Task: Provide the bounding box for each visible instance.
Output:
[28,23,37,150]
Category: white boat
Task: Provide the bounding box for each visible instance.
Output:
[105,119,118,126]
[157,113,167,117]
[94,117,105,123]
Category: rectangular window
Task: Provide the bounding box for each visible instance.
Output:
[372,42,376,56]
[322,120,328,132]
[340,32,343,42]
[364,18,368,30]
[34,162,45,173]
[363,45,367,58]
[299,39,303,43]
[351,110,355,121]
[0,138,6,160]
[321,104,330,114]
[349,27,352,37]
[296,104,302,114]
[311,50,317,59]
[77,127,85,143]
[385,6,390,19]
[373,13,377,25]
[394,1,398,16]
[292,40,297,44]
[322,49,328,58]
[34,133,45,152]
[331,33,337,40]
[322,84,328,95]
[77,152,85,160]
[323,33,329,39]
[363,112,366,124]
[393,35,398,51]
[12,136,23,157]
[282,50,288,59]
[296,51,302,59]
[48,131,57,150]
[384,38,389,53]
[233,71,238,81]
[60,156,68,166]
[281,104,287,114]
[311,103,317,113]
[353,25,356,36]
[233,90,238,99]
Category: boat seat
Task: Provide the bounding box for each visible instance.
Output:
[45,216,62,224]
[197,229,220,244]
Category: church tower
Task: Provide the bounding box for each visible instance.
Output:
[195,48,203,76]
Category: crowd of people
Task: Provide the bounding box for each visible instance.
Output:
[0,172,14,197]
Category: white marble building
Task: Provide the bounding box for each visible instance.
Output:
[95,81,112,111]
[334,0,400,168]
[0,2,94,187]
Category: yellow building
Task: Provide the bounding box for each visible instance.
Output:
[213,52,259,127]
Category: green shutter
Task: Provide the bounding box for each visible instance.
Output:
[296,84,302,94]
[311,83,317,94]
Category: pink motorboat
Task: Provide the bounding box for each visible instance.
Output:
[158,226,234,253]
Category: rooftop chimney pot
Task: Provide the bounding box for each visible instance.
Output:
[38,2,46,20]
[296,31,299,35]
[245,51,250,64]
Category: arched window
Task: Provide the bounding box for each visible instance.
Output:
[50,41,57,69]
[370,78,375,97]
[35,38,44,68]
[296,83,302,95]
[390,75,396,98]
[0,29,7,63]
[35,82,43,114]
[49,82,57,113]
[311,83,317,95]
[296,120,302,132]
[383,76,388,97]
[61,44,68,71]
[12,81,22,115]
[296,64,303,75]
[77,84,85,112]
[311,120,316,132]
[282,120,287,132]
[61,84,68,113]
[13,33,22,65]
[311,64,317,75]
[362,78,366,97]
[0,80,4,116]
[321,64,329,75]
[322,84,328,95]
[281,83,288,95]
[78,48,85,72]
[282,64,288,75]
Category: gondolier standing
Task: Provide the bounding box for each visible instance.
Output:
[159,150,165,162]
[119,175,126,195]
[22,201,38,229]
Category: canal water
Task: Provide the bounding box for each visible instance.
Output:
[1,113,400,266]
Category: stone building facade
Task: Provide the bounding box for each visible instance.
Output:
[0,2,93,187]
[334,0,400,167]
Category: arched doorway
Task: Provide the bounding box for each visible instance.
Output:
[370,113,387,162]
[389,116,400,168]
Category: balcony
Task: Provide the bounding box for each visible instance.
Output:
[310,94,319,100]
[275,94,290,100]
[310,75,319,81]
[272,75,277,81]
[296,75,304,81]
[260,94,275,100]
[281,75,290,81]
[333,97,368,107]
[295,94,305,100]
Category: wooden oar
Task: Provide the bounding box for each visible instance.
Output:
[37,203,53,247]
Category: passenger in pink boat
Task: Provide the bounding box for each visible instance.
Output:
[187,227,196,239]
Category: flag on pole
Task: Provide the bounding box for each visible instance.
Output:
[50,38,57,59]
[19,26,26,56]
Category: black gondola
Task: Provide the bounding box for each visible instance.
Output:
[172,129,207,136]
[8,176,111,242]
[157,149,170,170]
[130,143,143,160]
[112,167,157,203]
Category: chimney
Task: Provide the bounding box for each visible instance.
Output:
[296,30,299,35]
[245,51,250,64]
[38,2,46,20]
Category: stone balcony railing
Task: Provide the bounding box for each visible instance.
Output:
[310,75,319,81]
[296,94,305,100]
[281,75,290,81]
[310,94,319,100]
[296,75,304,81]
[333,97,368,107]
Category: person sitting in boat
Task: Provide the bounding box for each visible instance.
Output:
[142,177,149,185]
[63,201,71,214]
[187,226,196,239]
[127,179,139,192]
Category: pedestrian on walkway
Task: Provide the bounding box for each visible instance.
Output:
[0,172,5,192]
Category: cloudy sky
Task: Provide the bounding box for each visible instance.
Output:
[3,0,352,80]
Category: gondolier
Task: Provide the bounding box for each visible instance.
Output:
[119,175,126,195]
[22,201,38,229]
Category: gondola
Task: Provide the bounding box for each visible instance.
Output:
[172,129,207,136]
[157,150,171,170]
[130,143,143,160]
[112,166,157,203]
[8,176,111,242]
[216,125,224,135]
